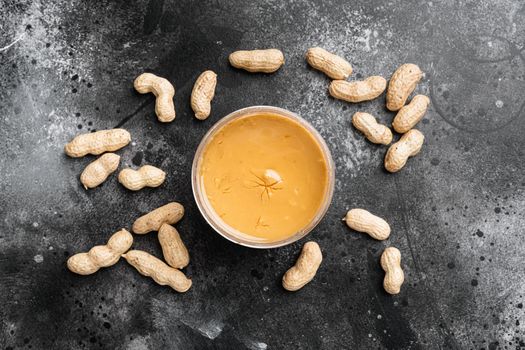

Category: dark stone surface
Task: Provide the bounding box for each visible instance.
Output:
[1,1,524,349]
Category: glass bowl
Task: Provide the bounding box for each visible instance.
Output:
[191,106,335,249]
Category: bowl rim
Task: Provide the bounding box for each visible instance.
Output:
[191,105,335,249]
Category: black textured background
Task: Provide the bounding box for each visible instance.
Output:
[1,1,524,349]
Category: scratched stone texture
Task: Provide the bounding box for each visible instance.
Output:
[0,0,524,349]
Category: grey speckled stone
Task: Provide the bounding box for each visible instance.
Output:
[1,0,524,349]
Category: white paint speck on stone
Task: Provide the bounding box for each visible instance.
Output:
[198,320,224,340]
[125,335,150,350]
[251,341,268,350]
[355,29,372,52]
[0,33,26,53]
[244,339,268,350]
[34,254,44,263]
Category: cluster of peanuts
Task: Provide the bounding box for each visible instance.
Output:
[64,129,166,191]
[305,47,428,172]
[302,47,423,294]
[281,210,403,295]
[63,69,219,191]
[64,47,421,295]
[63,61,221,289]
[63,56,225,291]
[244,48,418,294]
[67,202,192,292]
[343,209,403,294]
[64,72,208,291]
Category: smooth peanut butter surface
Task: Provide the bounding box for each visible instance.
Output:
[199,113,329,242]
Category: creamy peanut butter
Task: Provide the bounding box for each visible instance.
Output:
[199,112,329,242]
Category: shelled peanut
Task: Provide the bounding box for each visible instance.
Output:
[134,73,176,122]
[64,129,131,157]
[386,64,422,111]
[158,223,190,269]
[80,153,120,189]
[229,49,285,73]
[118,165,166,191]
[381,247,404,294]
[122,250,192,292]
[282,242,323,291]
[191,70,217,120]
[392,95,430,133]
[67,229,133,275]
[352,112,392,145]
[384,129,424,172]
[132,202,184,234]
[344,209,391,241]
[305,47,353,79]
[329,76,386,103]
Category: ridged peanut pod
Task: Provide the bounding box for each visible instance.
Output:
[118,165,166,191]
[80,153,120,189]
[134,73,175,122]
[392,95,430,133]
[352,112,393,145]
[381,247,404,294]
[191,70,217,120]
[132,202,184,234]
[229,49,285,73]
[344,208,391,240]
[122,250,192,292]
[282,242,322,291]
[64,129,131,158]
[305,47,353,80]
[386,64,422,111]
[329,76,387,103]
[384,129,424,173]
[67,229,133,275]
[158,224,189,269]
